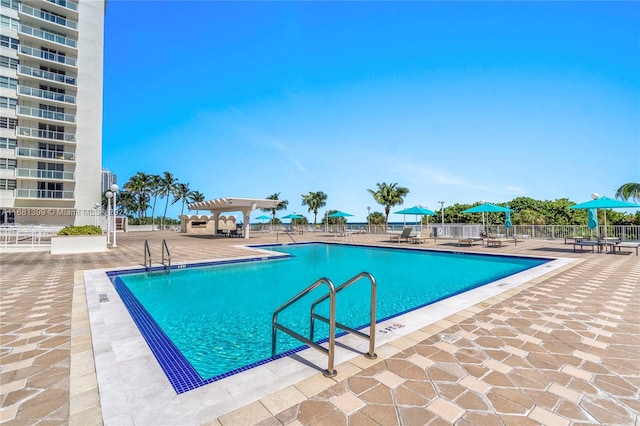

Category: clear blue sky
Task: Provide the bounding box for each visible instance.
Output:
[102,1,640,222]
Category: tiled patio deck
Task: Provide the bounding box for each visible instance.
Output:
[1,231,638,425]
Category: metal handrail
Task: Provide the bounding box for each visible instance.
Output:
[161,239,171,271]
[143,240,151,271]
[310,272,377,360]
[272,277,337,377]
[276,227,298,245]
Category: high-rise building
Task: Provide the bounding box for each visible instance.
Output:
[0,0,105,225]
[101,167,115,194]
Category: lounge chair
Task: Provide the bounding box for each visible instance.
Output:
[389,227,412,243]
[613,241,640,256]
[410,229,430,244]
[572,239,599,253]
[457,237,483,247]
[486,237,511,247]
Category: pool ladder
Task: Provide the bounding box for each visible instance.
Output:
[271,271,377,377]
[143,239,172,272]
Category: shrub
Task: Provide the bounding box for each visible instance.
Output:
[57,225,103,236]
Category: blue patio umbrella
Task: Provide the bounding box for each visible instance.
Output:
[463,203,512,236]
[394,205,437,228]
[256,214,270,229]
[504,206,512,236]
[282,213,304,220]
[570,196,640,238]
[587,209,598,230]
[328,211,354,218]
[462,203,512,213]
[569,196,640,210]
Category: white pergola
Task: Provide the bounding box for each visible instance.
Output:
[187,197,281,239]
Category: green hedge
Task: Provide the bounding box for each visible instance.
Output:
[57,225,103,236]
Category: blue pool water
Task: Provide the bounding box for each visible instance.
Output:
[111,243,548,393]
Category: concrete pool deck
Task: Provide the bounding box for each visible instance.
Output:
[1,230,638,425]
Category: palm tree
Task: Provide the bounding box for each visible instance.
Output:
[115,191,137,217]
[171,182,192,216]
[263,192,288,223]
[148,174,161,228]
[158,171,178,229]
[367,182,410,229]
[123,171,150,219]
[188,190,205,214]
[301,191,328,227]
[615,183,640,203]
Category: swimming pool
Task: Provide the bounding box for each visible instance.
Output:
[109,243,548,393]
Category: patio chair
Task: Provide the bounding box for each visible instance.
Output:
[410,229,430,244]
[389,227,412,243]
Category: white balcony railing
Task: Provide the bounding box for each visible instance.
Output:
[17,85,76,105]
[16,147,75,161]
[17,106,76,124]
[16,126,76,142]
[19,24,77,49]
[19,3,78,30]
[14,189,74,199]
[18,65,77,86]
[18,45,77,68]
[15,168,74,180]
[45,0,78,12]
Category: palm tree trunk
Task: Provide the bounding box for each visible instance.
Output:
[162,196,169,229]
[151,196,157,229]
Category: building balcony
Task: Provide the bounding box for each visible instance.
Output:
[17,85,76,106]
[16,147,75,162]
[18,45,77,69]
[18,65,77,87]
[15,168,74,181]
[19,24,77,49]
[17,106,76,125]
[19,3,78,32]
[44,0,79,13]
[14,189,74,199]
[16,126,76,143]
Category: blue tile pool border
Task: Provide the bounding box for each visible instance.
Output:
[106,243,553,394]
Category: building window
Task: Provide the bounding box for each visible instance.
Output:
[0,137,17,150]
[0,158,17,169]
[0,76,18,89]
[0,96,17,110]
[0,117,17,129]
[40,46,66,62]
[38,161,64,172]
[0,56,19,70]
[0,0,19,10]
[0,15,19,31]
[38,181,63,198]
[40,65,66,76]
[40,84,65,94]
[0,35,19,49]
[40,103,65,114]
[0,179,17,190]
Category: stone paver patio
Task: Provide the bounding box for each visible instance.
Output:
[1,230,638,425]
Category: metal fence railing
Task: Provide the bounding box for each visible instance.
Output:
[249,223,640,241]
[0,224,64,247]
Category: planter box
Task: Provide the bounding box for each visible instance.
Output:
[50,235,108,254]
